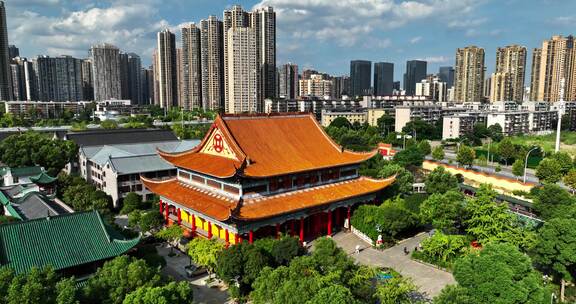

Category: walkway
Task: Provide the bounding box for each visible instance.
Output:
[332,231,455,298]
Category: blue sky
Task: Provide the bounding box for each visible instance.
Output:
[6,0,576,85]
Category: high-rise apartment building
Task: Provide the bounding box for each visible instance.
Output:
[374,62,394,96]
[200,16,224,111]
[489,45,526,102]
[0,1,11,100]
[176,48,185,107]
[302,69,318,80]
[125,53,142,105]
[250,6,276,100]
[226,27,258,113]
[454,46,485,102]
[532,35,576,102]
[403,60,427,95]
[350,60,371,97]
[8,45,18,60]
[9,61,24,101]
[299,74,332,98]
[332,76,351,99]
[141,67,154,105]
[416,75,447,102]
[157,29,178,109]
[81,59,93,101]
[34,55,84,102]
[529,48,542,101]
[278,63,298,99]
[438,66,455,88]
[182,23,202,110]
[119,53,129,100]
[223,5,249,110]
[91,43,121,101]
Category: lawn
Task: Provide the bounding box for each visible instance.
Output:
[508,131,576,156]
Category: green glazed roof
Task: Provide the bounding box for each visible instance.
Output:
[10,166,44,178]
[29,172,57,184]
[0,210,140,274]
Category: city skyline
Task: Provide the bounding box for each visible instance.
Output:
[5,0,576,85]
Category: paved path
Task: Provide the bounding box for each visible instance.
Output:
[332,231,455,298]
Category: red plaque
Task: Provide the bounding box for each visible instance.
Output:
[213,134,224,153]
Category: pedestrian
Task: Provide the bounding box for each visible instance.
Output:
[403,246,409,255]
[355,245,360,255]
[414,246,418,252]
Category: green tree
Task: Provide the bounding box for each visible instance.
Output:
[420,191,466,233]
[155,225,183,253]
[187,238,225,274]
[5,267,59,304]
[419,231,468,263]
[531,184,576,220]
[433,285,472,304]
[402,119,441,140]
[377,163,414,195]
[122,282,193,304]
[432,145,445,161]
[101,120,119,129]
[56,278,79,304]
[120,193,143,214]
[329,117,352,129]
[308,284,357,304]
[453,243,546,304]
[535,158,563,184]
[417,140,431,155]
[497,138,516,165]
[270,237,304,266]
[377,114,395,135]
[564,168,576,194]
[0,132,77,176]
[138,211,164,232]
[487,123,503,142]
[511,159,525,179]
[456,145,475,168]
[81,256,164,304]
[393,145,425,168]
[424,166,459,195]
[465,184,533,248]
[375,276,417,304]
[550,152,573,175]
[531,218,576,302]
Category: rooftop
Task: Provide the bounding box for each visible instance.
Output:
[0,210,139,274]
[66,128,178,147]
[159,113,377,178]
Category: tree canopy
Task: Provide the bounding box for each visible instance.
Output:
[424,167,459,195]
[420,191,466,233]
[531,184,576,220]
[0,132,77,176]
[456,145,475,168]
[122,282,193,304]
[453,243,546,304]
[535,158,563,184]
[393,145,425,169]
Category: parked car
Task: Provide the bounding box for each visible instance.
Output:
[184,264,207,278]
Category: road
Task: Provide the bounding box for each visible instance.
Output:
[332,231,455,298]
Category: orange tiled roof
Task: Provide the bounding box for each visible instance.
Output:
[140,176,395,221]
[158,113,377,178]
[140,177,238,221]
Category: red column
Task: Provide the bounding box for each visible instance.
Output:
[225,229,230,248]
[177,208,181,225]
[159,201,163,213]
[234,234,239,245]
[164,204,169,223]
[191,214,196,231]
[299,217,304,242]
[275,223,280,239]
[290,220,295,237]
[249,230,254,244]
[347,206,351,228]
[207,221,212,239]
[327,210,332,236]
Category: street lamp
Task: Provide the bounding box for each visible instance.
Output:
[524,146,539,183]
[396,134,413,149]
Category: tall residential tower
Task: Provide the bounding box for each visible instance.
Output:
[454,46,485,102]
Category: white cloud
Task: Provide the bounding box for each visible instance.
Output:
[448,18,487,29]
[551,16,576,26]
[409,36,422,44]
[416,56,451,63]
[254,0,481,47]
[8,2,171,60]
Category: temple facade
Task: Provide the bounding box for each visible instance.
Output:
[142,113,395,245]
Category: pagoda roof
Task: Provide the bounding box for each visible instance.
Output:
[29,172,57,184]
[158,113,377,178]
[141,176,395,221]
[0,210,140,274]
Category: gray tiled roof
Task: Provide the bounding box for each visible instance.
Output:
[82,140,200,175]
[66,129,178,147]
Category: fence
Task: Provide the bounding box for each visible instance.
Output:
[351,225,374,247]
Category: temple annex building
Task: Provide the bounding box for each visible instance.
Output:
[142,113,395,245]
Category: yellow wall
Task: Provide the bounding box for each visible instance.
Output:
[422,160,535,194]
[177,208,237,244]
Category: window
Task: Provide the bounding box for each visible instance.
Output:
[207,179,221,189]
[179,171,191,180]
[223,184,239,195]
[192,175,205,184]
